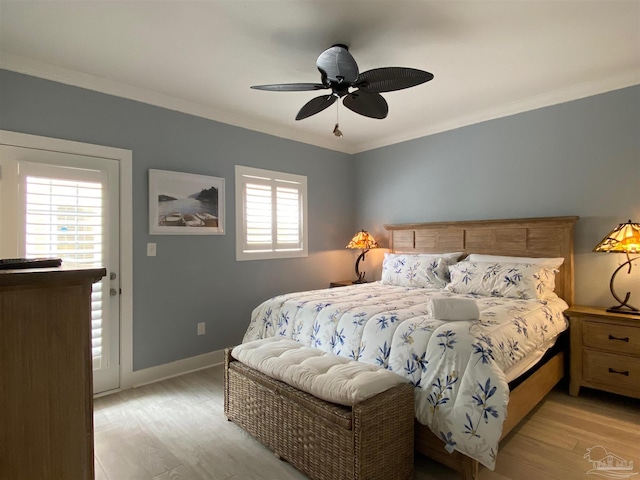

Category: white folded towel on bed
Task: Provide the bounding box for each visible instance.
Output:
[427,296,480,321]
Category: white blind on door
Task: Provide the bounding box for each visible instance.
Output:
[24,175,105,367]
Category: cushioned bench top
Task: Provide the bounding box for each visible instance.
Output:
[231,337,408,406]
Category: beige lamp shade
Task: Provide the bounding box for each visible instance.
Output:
[346,230,379,250]
[593,220,640,254]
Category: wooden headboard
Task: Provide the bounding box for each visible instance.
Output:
[384,216,579,305]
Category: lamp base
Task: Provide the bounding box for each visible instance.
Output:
[606,254,639,316]
[606,306,640,316]
[354,250,368,285]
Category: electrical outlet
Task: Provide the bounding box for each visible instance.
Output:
[147,242,157,256]
[197,322,206,335]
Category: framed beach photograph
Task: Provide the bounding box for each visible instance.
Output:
[149,169,225,235]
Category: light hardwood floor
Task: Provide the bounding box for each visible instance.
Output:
[93,366,639,480]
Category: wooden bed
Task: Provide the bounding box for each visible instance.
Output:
[383,216,578,479]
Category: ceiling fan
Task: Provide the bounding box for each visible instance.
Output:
[251,44,434,123]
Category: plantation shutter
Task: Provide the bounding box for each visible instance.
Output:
[245,181,273,250]
[237,166,307,260]
[276,184,301,249]
[21,164,107,368]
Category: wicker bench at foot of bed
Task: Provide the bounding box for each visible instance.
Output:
[224,349,415,480]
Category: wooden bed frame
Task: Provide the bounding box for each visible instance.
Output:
[383,216,578,479]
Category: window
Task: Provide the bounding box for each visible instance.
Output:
[236,165,307,260]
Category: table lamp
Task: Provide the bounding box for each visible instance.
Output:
[593,219,640,315]
[346,230,379,283]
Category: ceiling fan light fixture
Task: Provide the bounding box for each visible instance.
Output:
[251,44,434,126]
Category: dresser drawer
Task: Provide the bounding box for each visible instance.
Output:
[583,349,640,397]
[583,320,640,356]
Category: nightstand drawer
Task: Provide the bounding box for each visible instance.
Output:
[583,349,640,396]
[583,321,640,356]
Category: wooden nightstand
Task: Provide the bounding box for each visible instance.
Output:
[329,280,355,288]
[566,305,640,399]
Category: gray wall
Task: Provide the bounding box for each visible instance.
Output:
[2,69,639,370]
[0,70,356,370]
[354,85,640,308]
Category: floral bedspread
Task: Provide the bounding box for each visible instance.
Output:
[242,282,568,469]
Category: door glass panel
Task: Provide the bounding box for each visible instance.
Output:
[24,175,106,367]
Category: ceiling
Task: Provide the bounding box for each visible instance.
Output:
[1,1,639,154]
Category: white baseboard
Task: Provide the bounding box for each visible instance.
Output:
[122,348,225,390]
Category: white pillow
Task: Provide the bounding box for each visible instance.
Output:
[381,253,461,288]
[446,261,558,299]
[464,254,564,270]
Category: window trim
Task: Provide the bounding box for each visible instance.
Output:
[235,165,308,261]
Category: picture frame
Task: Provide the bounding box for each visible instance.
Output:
[149,169,225,235]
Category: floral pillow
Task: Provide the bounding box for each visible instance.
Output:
[381,253,458,288]
[446,261,558,299]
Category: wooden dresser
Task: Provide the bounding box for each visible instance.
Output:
[0,266,106,480]
[566,305,640,399]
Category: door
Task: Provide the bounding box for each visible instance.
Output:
[0,145,120,394]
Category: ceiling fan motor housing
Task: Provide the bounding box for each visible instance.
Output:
[317,44,359,87]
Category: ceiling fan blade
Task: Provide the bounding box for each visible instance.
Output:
[356,67,434,93]
[251,83,328,92]
[316,45,359,85]
[296,94,337,120]
[343,91,388,119]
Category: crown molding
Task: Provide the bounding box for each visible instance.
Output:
[353,71,640,153]
[2,52,637,155]
[0,53,353,154]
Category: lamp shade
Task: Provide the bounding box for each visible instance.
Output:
[346,230,379,250]
[593,220,640,254]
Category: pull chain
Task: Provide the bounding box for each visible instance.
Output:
[333,101,343,137]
